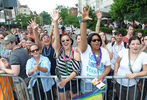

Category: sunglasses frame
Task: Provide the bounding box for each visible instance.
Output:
[91,39,101,42]
[61,39,70,43]
[31,48,39,53]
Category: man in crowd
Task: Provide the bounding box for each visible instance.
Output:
[122,25,134,43]
[1,34,29,100]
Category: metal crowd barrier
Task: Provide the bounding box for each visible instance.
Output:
[0,74,29,100]
[0,74,146,100]
[28,76,147,100]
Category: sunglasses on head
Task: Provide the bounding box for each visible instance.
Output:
[31,48,39,53]
[91,39,101,42]
[61,39,70,42]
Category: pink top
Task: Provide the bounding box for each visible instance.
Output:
[122,36,129,43]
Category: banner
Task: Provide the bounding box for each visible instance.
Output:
[72,89,103,100]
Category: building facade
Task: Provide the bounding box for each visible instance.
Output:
[78,0,113,13]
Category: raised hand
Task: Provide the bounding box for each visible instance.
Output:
[79,7,92,21]
[95,10,102,19]
[51,9,60,22]
[28,19,38,30]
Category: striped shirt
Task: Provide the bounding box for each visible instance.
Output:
[56,47,81,76]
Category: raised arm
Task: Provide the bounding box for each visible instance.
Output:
[95,10,102,33]
[51,10,61,56]
[80,7,92,53]
[28,19,42,49]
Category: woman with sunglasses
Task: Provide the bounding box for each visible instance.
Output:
[26,44,54,100]
[79,7,111,94]
[114,36,147,100]
[52,10,81,100]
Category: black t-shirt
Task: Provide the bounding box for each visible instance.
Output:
[9,47,29,79]
[61,26,65,31]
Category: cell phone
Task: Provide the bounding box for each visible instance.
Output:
[55,69,61,80]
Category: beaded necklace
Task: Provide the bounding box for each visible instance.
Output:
[62,47,73,75]
[43,45,51,57]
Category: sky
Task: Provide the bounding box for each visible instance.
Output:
[19,0,78,14]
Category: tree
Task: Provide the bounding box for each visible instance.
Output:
[15,13,41,29]
[39,11,51,25]
[109,0,147,23]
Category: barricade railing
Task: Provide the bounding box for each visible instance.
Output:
[0,74,146,100]
[28,76,147,100]
[0,74,30,100]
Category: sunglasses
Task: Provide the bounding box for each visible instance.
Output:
[61,39,70,42]
[0,37,4,39]
[91,39,101,42]
[31,48,39,53]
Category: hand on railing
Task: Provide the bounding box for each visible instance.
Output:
[126,73,137,79]
[57,79,67,87]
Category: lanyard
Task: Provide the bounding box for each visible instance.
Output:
[91,48,102,77]
[128,49,140,71]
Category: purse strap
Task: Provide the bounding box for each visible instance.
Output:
[128,49,133,73]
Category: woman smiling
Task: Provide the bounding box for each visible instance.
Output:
[52,10,81,100]
[26,44,54,100]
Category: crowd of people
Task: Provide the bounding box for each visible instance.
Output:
[0,7,147,100]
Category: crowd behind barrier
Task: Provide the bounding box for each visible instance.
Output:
[0,74,147,100]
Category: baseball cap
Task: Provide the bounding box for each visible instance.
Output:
[2,34,17,44]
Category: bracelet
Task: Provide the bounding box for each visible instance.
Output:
[99,75,104,79]
[96,24,100,27]
[114,70,117,74]
[80,20,87,23]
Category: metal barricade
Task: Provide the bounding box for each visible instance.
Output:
[0,74,30,100]
[28,76,147,100]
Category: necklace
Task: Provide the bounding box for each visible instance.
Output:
[92,48,102,67]
[62,47,73,61]
[43,45,51,57]
[62,47,73,75]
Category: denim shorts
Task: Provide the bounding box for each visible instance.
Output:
[80,80,106,94]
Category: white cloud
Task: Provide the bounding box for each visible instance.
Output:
[19,0,78,14]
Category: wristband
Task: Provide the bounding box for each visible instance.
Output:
[80,20,87,23]
[96,24,100,27]
[99,75,104,79]
[114,70,117,74]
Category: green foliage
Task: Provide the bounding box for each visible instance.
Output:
[56,5,80,27]
[109,0,147,22]
[87,6,97,31]
[100,27,113,34]
[39,11,51,25]
[99,27,147,36]
[15,13,41,28]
